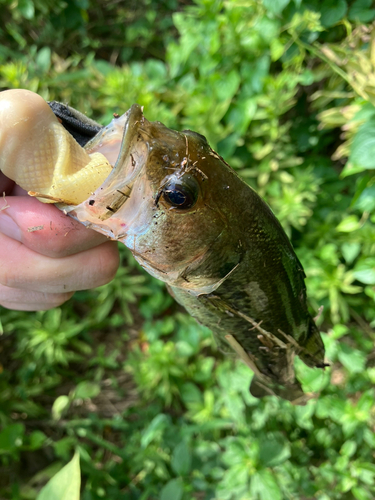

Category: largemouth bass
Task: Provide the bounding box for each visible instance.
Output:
[1,92,325,403]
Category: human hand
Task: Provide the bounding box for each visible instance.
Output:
[0,92,119,311]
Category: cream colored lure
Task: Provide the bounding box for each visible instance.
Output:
[0,89,112,205]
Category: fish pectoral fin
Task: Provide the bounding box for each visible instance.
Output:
[299,321,326,368]
[249,377,279,398]
[249,376,308,405]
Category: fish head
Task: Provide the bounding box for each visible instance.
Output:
[64,105,243,294]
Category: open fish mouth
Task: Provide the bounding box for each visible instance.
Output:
[61,104,149,239]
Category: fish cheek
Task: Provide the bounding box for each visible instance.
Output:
[166,211,218,262]
[136,207,224,272]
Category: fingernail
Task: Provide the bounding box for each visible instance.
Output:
[0,214,22,241]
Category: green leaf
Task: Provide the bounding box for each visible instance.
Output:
[227,97,257,135]
[351,173,374,207]
[349,119,375,171]
[294,403,315,430]
[341,161,368,177]
[250,470,282,500]
[262,0,290,15]
[295,357,330,392]
[171,441,192,476]
[17,0,35,19]
[270,38,285,61]
[0,423,24,454]
[216,70,240,102]
[241,56,270,94]
[352,486,373,500]
[75,0,89,9]
[29,431,47,451]
[349,0,375,23]
[160,478,183,500]
[52,396,71,421]
[357,462,375,475]
[37,452,80,500]
[73,381,100,400]
[53,437,76,460]
[320,0,347,27]
[336,215,360,232]
[141,414,169,448]
[341,242,361,265]
[340,440,357,458]
[337,344,366,374]
[354,184,375,212]
[331,324,349,340]
[180,382,203,406]
[36,47,51,72]
[353,258,375,285]
[316,396,346,423]
[258,433,290,467]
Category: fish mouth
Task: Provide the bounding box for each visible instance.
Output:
[61,104,149,238]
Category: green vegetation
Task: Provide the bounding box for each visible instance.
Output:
[1,0,375,498]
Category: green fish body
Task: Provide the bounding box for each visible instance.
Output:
[55,103,326,402]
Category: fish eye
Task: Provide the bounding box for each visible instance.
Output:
[161,175,199,210]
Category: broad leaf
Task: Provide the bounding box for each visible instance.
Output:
[37,452,81,500]
[258,433,291,467]
[350,119,375,171]
[160,479,183,500]
[171,441,192,476]
[250,470,282,500]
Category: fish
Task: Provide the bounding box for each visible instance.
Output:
[53,103,326,403]
[0,92,325,403]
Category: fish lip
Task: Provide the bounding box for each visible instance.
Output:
[60,104,147,228]
[111,104,144,174]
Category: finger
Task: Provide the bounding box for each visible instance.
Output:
[0,232,119,293]
[0,195,111,257]
[0,283,74,311]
